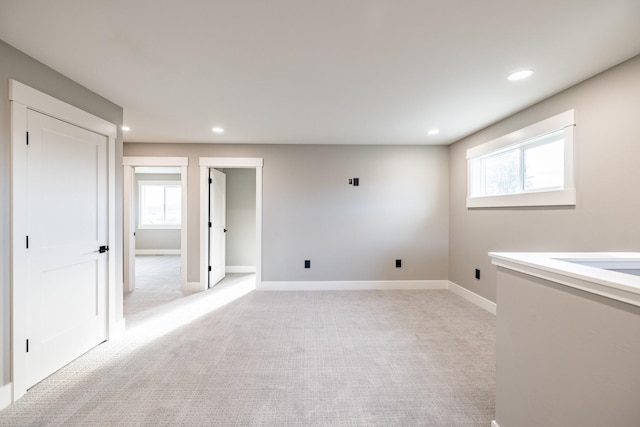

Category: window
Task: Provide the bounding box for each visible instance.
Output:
[467,110,576,208]
[138,181,181,228]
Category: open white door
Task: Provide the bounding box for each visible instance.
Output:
[123,165,136,292]
[209,168,226,288]
[25,110,108,388]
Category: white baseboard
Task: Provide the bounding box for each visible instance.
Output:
[109,318,127,339]
[260,280,449,291]
[184,281,204,292]
[0,383,12,411]
[226,265,256,274]
[491,420,500,427]
[135,249,181,255]
[448,281,497,315]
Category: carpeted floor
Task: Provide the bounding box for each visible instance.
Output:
[0,276,496,426]
[124,255,186,323]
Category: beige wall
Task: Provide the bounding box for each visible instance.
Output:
[0,40,123,387]
[123,144,450,283]
[449,54,640,302]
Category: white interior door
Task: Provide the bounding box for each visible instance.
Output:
[123,165,136,292]
[209,168,226,287]
[26,110,108,388]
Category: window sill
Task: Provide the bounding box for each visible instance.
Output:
[466,188,576,208]
[137,225,181,230]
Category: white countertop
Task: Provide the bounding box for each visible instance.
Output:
[489,252,640,308]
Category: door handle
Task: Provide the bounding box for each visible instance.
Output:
[224,229,228,233]
[98,245,109,253]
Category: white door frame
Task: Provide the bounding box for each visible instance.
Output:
[9,80,118,401]
[122,157,189,292]
[199,157,263,291]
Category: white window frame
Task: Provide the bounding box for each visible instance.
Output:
[466,109,576,208]
[138,180,182,229]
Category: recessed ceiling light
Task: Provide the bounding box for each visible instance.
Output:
[121,126,130,131]
[211,127,224,134]
[427,129,439,135]
[508,69,534,81]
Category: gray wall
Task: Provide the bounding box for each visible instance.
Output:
[225,168,256,267]
[495,268,640,427]
[123,144,450,283]
[0,40,123,387]
[449,54,640,302]
[134,173,181,251]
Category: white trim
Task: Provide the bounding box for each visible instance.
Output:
[135,249,181,256]
[260,280,448,291]
[136,225,181,230]
[467,109,575,159]
[226,266,257,273]
[107,128,117,342]
[490,252,640,308]
[467,188,576,208]
[122,157,188,293]
[123,156,188,166]
[255,168,263,289]
[9,80,117,139]
[491,421,500,427]
[0,383,12,411]
[110,319,126,338]
[199,157,263,168]
[199,158,263,291]
[9,80,118,401]
[185,282,203,292]
[180,165,188,288]
[448,281,497,315]
[11,97,28,401]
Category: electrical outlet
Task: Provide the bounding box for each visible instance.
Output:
[475,269,480,280]
[305,260,311,269]
[396,259,402,268]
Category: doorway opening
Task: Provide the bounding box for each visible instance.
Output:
[208,168,258,290]
[199,157,263,291]
[123,157,188,320]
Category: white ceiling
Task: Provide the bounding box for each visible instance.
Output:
[1,1,639,145]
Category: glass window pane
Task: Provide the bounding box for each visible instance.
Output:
[482,148,520,196]
[524,138,564,190]
[141,185,165,225]
[164,186,181,225]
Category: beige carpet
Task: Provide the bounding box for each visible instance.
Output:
[0,279,496,426]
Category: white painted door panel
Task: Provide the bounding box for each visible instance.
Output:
[209,168,226,287]
[26,110,108,388]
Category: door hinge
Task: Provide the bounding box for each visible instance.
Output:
[26,131,29,145]
[209,178,212,184]
[26,339,29,353]
[26,235,29,249]
[208,266,212,272]
[208,222,212,228]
